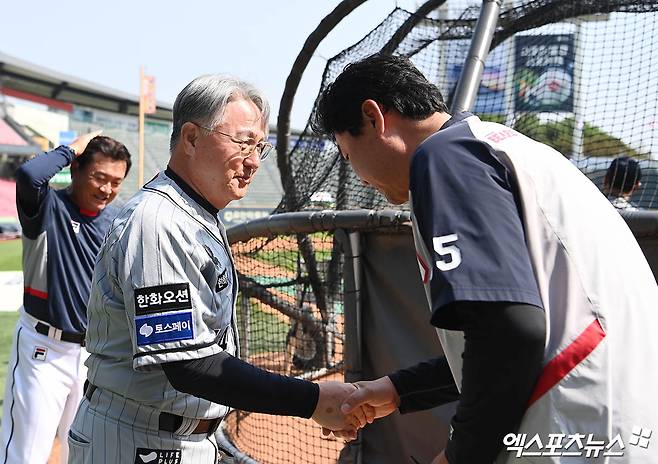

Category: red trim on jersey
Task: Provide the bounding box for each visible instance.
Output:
[527,318,605,406]
[24,287,48,300]
[79,208,99,217]
[416,253,430,284]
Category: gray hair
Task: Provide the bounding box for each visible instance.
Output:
[169,75,270,151]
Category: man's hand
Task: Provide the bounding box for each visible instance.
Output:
[68,130,103,156]
[341,376,400,420]
[312,381,368,436]
[321,376,401,440]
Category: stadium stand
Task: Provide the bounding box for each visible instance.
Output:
[0,51,287,216]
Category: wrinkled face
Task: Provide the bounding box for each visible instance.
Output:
[334,131,409,205]
[192,98,265,209]
[70,153,127,212]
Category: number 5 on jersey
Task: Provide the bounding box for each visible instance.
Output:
[433,234,461,271]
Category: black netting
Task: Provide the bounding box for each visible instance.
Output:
[277,1,658,213]
[224,232,346,463]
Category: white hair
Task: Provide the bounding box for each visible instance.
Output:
[169,75,270,151]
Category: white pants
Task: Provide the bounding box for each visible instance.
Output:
[0,310,87,464]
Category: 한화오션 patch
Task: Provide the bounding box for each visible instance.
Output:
[135,311,194,346]
[134,283,192,316]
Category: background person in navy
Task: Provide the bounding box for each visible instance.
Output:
[313,54,658,464]
[0,132,131,464]
[603,156,643,211]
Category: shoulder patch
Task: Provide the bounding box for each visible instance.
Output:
[216,268,229,292]
[135,311,194,346]
[134,283,192,315]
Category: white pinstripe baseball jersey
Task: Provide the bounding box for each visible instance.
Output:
[85,168,239,420]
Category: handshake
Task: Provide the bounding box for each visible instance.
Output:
[310,377,400,440]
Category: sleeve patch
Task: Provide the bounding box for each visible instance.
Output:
[134,283,192,315]
[135,311,194,346]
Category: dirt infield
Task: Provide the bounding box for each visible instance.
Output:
[223,372,346,464]
[238,236,334,253]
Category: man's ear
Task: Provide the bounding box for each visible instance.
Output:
[361,99,385,134]
[180,122,199,156]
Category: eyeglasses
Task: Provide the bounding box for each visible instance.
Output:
[192,122,274,160]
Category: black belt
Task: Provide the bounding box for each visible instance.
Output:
[84,383,220,436]
[34,321,85,346]
[159,412,220,436]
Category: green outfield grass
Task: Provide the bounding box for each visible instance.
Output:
[252,248,333,274]
[0,240,22,271]
[237,298,289,355]
[0,311,19,418]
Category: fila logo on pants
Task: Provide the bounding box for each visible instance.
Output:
[32,346,47,361]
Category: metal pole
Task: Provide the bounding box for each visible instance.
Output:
[348,231,363,381]
[504,37,516,127]
[571,19,585,162]
[348,230,363,464]
[503,0,517,127]
[334,228,363,464]
[450,0,503,113]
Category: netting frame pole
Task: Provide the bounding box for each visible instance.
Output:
[334,228,364,464]
[276,0,369,209]
[451,0,503,112]
[571,18,586,161]
[380,0,449,54]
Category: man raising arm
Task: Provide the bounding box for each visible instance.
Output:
[0,132,131,464]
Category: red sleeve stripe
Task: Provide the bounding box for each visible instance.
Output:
[24,286,48,300]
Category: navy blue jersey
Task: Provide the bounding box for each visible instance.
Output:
[15,146,117,334]
[409,112,542,328]
[408,112,658,463]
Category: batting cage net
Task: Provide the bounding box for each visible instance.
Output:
[223,1,658,463]
[223,227,347,464]
[277,0,658,213]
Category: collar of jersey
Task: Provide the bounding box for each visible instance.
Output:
[164,167,219,217]
[60,189,100,218]
[440,111,472,131]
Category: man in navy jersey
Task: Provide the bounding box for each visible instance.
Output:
[0,132,131,464]
[312,54,658,463]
